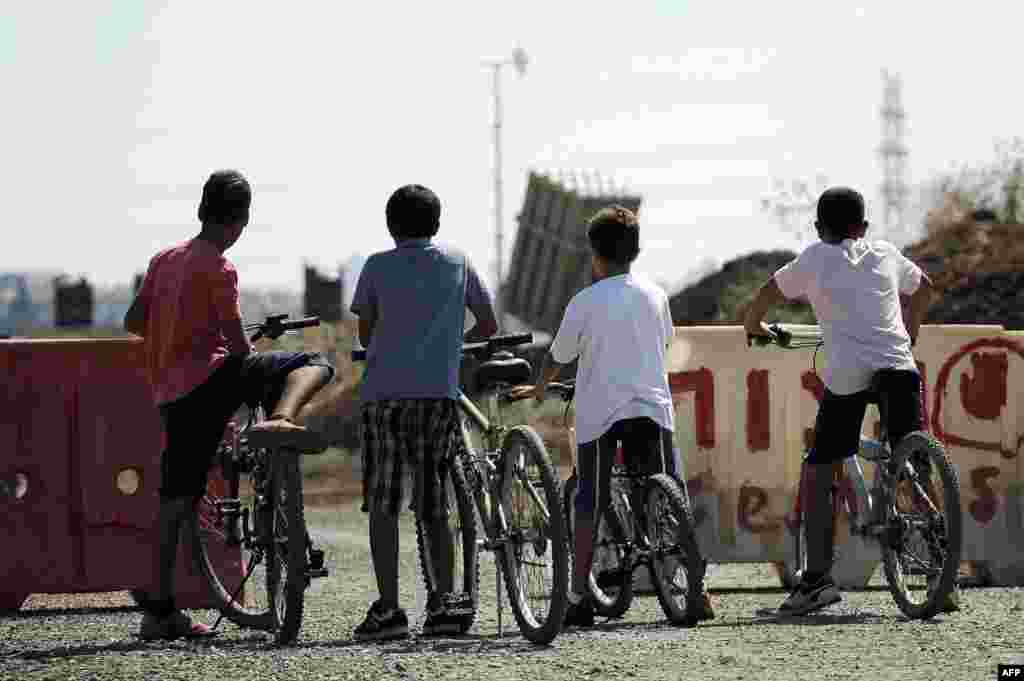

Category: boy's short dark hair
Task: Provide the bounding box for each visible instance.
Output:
[587,205,640,266]
[386,185,441,239]
[816,187,865,238]
[198,170,251,225]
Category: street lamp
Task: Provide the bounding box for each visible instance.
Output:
[484,47,528,331]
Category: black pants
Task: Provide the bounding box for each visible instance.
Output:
[575,417,680,515]
[158,351,333,499]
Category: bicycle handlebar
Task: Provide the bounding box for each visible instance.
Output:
[350,332,534,362]
[746,323,822,349]
[249,314,321,343]
[546,381,575,402]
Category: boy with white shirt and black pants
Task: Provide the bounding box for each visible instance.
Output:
[515,205,714,627]
[744,186,958,615]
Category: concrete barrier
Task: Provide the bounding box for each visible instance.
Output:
[0,338,233,611]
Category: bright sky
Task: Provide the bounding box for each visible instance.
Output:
[3,1,1023,295]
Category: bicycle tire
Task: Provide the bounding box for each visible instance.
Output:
[269,452,308,644]
[881,431,962,620]
[781,466,809,590]
[498,426,569,644]
[644,473,704,626]
[415,452,479,633]
[561,472,634,618]
[191,457,276,631]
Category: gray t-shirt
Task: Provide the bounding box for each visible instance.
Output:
[351,239,493,401]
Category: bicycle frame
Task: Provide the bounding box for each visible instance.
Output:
[455,390,510,544]
[456,389,552,547]
[791,419,946,547]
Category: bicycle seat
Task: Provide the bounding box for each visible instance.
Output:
[475,351,532,393]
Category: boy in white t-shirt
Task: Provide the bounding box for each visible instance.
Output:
[512,206,714,628]
[743,186,957,615]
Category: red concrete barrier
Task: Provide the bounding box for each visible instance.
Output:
[0,338,234,611]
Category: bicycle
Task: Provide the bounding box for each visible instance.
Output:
[749,323,963,619]
[188,313,331,645]
[543,380,707,626]
[352,334,570,644]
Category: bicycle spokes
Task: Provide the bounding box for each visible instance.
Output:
[888,464,949,596]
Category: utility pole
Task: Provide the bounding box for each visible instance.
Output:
[879,69,909,242]
[483,47,528,331]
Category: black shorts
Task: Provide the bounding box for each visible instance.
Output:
[158,351,334,499]
[807,369,922,465]
[575,417,681,515]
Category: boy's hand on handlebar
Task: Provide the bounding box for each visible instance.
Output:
[744,320,776,346]
[507,383,545,404]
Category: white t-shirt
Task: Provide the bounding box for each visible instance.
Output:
[549,272,675,444]
[774,238,923,395]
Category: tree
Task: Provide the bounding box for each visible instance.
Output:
[922,137,1024,233]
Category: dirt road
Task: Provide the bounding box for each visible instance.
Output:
[2,502,1021,681]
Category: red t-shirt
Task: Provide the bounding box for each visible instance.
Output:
[136,238,250,405]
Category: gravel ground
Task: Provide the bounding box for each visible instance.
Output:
[3,499,1023,681]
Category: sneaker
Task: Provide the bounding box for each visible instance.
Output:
[421,593,474,636]
[564,594,595,628]
[138,611,216,641]
[778,575,842,616]
[353,602,409,641]
[927,578,961,614]
[688,590,716,622]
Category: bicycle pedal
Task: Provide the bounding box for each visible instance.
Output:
[305,568,329,579]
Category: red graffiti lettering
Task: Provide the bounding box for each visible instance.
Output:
[960,352,1008,420]
[968,466,1000,524]
[801,371,825,402]
[685,474,710,527]
[746,370,770,452]
[933,339,1024,460]
[669,368,715,449]
[800,371,824,450]
[738,484,780,533]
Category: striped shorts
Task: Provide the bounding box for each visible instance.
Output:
[361,398,459,517]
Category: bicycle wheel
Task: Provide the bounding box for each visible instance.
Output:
[562,472,634,618]
[781,466,809,590]
[267,451,308,644]
[644,473,703,626]
[191,458,276,631]
[415,454,479,633]
[881,432,961,620]
[498,426,569,644]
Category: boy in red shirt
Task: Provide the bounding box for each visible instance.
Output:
[125,170,334,640]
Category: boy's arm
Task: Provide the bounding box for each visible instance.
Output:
[350,259,377,348]
[213,267,251,356]
[524,352,564,403]
[357,312,375,349]
[124,265,154,337]
[124,294,148,337]
[904,272,935,347]
[523,299,580,402]
[743,277,787,338]
[464,261,498,342]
